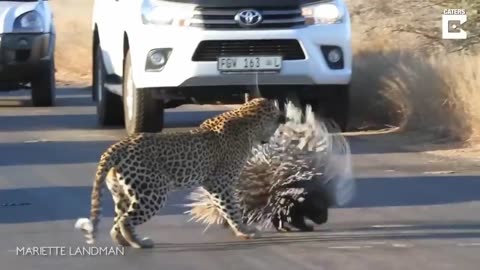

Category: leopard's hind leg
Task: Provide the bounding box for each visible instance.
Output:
[110,204,131,246]
[105,169,130,246]
[116,171,169,249]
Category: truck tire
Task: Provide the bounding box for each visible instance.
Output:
[122,50,164,135]
[31,59,55,107]
[92,32,98,101]
[94,42,124,126]
[302,85,350,132]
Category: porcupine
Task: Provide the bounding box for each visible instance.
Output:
[183,101,355,232]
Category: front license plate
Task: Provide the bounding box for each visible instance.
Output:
[217,56,282,72]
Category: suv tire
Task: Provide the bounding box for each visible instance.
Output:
[94,41,124,126]
[122,50,164,136]
[31,59,55,107]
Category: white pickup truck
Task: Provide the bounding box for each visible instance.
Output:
[91,0,352,135]
[0,0,55,106]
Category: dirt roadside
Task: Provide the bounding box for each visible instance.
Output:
[51,0,93,85]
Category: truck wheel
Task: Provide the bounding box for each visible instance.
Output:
[122,50,164,136]
[94,42,124,126]
[31,60,55,107]
[92,33,98,101]
[303,85,350,132]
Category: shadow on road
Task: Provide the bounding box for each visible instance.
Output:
[0,141,114,165]
[0,186,190,224]
[0,175,479,224]
[345,175,480,208]
[0,87,93,108]
[0,111,228,132]
[0,114,104,132]
[143,227,480,253]
[0,86,231,132]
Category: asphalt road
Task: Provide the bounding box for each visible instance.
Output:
[1,87,480,270]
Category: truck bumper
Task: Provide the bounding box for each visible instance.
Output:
[127,22,352,89]
[0,33,54,86]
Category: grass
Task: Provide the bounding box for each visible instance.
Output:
[350,45,480,143]
[346,0,480,145]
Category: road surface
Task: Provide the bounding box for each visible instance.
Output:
[1,87,480,270]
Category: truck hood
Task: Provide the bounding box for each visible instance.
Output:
[0,1,42,34]
[157,0,324,8]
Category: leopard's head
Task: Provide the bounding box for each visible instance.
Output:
[237,98,285,144]
[200,97,285,145]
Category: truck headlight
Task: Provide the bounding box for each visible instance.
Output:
[301,1,345,25]
[13,11,44,32]
[141,0,195,26]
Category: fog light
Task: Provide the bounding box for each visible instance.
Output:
[145,48,172,71]
[150,51,166,66]
[327,49,341,63]
[320,45,344,69]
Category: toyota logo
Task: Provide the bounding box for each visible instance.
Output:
[234,9,263,27]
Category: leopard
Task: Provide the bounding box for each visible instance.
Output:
[74,98,285,249]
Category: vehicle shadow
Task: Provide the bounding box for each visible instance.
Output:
[0,175,479,224]
[0,140,115,165]
[0,114,107,132]
[0,109,229,132]
[0,86,93,108]
[0,86,232,132]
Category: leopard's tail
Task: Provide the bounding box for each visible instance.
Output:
[75,150,115,244]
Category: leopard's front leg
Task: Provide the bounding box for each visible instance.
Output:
[202,182,259,239]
